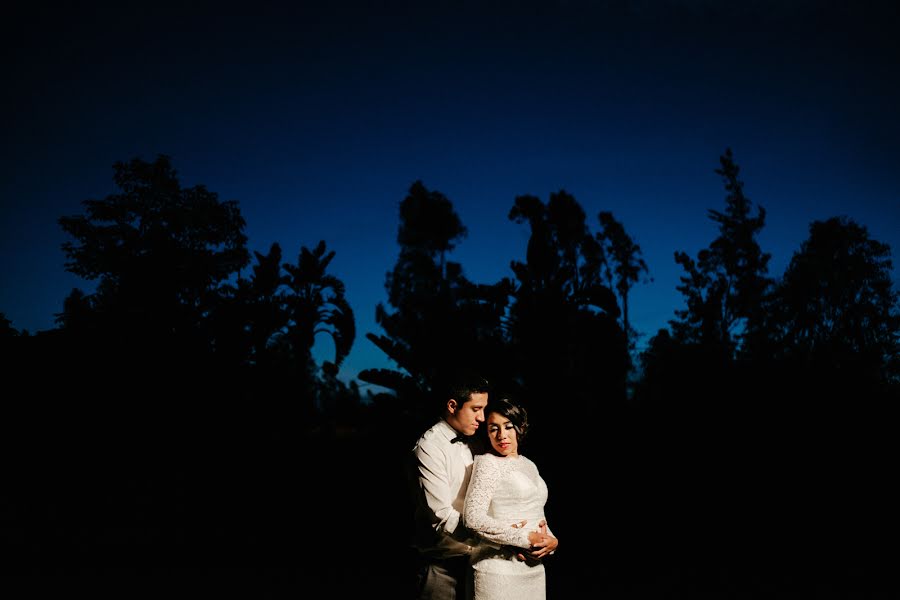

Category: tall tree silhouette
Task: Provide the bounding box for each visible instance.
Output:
[596,211,651,351]
[0,312,18,374]
[360,181,507,429]
[506,191,627,428]
[508,192,615,312]
[244,242,290,364]
[503,190,629,570]
[54,288,96,332]
[671,148,772,357]
[57,154,249,350]
[772,217,899,386]
[283,240,356,370]
[396,180,467,279]
[637,150,771,415]
[0,312,17,339]
[204,242,289,369]
[206,239,356,414]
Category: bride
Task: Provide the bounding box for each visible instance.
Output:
[464,398,559,600]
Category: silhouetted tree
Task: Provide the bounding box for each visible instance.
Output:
[596,210,651,350]
[201,242,286,370]
[283,240,356,370]
[0,313,21,397]
[57,154,249,351]
[245,242,291,364]
[506,191,627,433]
[396,180,467,279]
[500,191,632,576]
[0,312,18,339]
[55,288,95,332]
[319,360,364,424]
[671,148,773,357]
[636,150,772,419]
[360,181,508,431]
[760,218,898,566]
[772,216,900,386]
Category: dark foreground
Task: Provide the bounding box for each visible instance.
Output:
[4,406,895,598]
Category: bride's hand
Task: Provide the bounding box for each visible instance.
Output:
[510,519,528,529]
[526,531,559,560]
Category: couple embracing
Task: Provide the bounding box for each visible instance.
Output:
[410,373,559,600]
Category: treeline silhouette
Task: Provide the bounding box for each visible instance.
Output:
[2,151,896,596]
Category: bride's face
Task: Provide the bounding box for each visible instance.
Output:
[486,412,518,457]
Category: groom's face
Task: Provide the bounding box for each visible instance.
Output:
[447,392,488,436]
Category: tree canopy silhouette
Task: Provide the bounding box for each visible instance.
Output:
[772,216,900,386]
[57,154,249,347]
[671,148,772,357]
[396,180,467,278]
[283,239,356,369]
[596,210,651,352]
[360,180,508,431]
[506,190,628,417]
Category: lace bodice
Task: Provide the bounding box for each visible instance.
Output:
[464,453,549,549]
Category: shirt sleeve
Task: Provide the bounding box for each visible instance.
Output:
[464,455,532,548]
[414,438,461,535]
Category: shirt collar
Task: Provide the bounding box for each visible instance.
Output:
[437,419,463,443]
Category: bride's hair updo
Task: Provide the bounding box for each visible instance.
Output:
[485,397,529,444]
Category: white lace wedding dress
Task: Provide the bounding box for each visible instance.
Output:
[464,453,551,600]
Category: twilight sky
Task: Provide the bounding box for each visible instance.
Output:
[3,1,898,384]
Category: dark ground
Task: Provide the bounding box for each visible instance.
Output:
[4,403,895,598]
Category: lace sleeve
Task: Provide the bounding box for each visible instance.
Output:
[464,455,532,549]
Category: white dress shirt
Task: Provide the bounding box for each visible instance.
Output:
[411,419,476,558]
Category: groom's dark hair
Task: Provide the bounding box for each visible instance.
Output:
[440,369,490,407]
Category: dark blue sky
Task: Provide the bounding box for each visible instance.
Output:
[3,1,899,384]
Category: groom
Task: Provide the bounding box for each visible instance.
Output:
[410,371,490,599]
